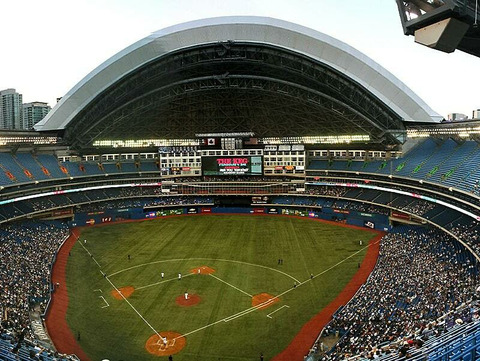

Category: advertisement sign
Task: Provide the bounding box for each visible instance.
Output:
[391,211,411,220]
[52,209,73,217]
[202,156,262,175]
[364,220,375,229]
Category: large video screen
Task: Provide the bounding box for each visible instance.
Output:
[202,156,263,176]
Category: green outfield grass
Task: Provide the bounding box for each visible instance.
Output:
[66,215,375,361]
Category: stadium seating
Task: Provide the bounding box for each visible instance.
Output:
[310,226,479,360]
[35,154,67,179]
[0,138,477,361]
[0,221,71,361]
[0,153,32,183]
[307,138,480,195]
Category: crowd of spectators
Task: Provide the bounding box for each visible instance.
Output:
[117,186,162,197]
[305,185,438,217]
[307,186,348,198]
[397,199,436,216]
[1,200,478,360]
[473,180,480,196]
[30,199,55,212]
[0,332,76,361]
[0,222,68,338]
[74,196,214,213]
[343,202,390,216]
[0,221,72,360]
[313,227,479,360]
[448,221,480,255]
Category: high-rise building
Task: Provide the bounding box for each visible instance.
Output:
[447,113,468,122]
[22,102,51,130]
[0,89,23,129]
[473,109,480,120]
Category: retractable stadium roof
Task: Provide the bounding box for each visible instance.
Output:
[35,16,443,148]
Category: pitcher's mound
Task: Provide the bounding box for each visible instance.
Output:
[176,293,201,307]
[111,286,135,300]
[145,331,186,356]
[190,266,216,275]
[252,293,279,309]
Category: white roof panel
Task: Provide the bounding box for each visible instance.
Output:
[36,16,442,131]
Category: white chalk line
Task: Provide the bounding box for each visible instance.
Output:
[102,273,163,339]
[273,240,373,300]
[209,274,253,298]
[136,273,195,290]
[173,241,374,341]
[79,236,375,343]
[99,296,110,308]
[267,305,290,319]
[175,296,279,340]
[79,243,163,340]
[108,257,301,283]
[79,242,102,269]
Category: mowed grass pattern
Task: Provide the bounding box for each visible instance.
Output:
[66,215,375,361]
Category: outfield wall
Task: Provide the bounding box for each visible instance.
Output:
[69,205,391,231]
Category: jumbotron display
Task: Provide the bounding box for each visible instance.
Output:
[202,156,263,175]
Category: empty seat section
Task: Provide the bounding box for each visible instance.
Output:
[0,153,31,183]
[14,153,50,180]
[61,161,85,177]
[140,161,158,172]
[36,154,67,178]
[307,160,329,169]
[82,163,103,175]
[102,163,121,174]
[414,139,457,179]
[120,162,138,173]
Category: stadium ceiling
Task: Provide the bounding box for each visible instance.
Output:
[35,17,443,149]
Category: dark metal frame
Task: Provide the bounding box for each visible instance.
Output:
[64,42,405,149]
[395,0,480,56]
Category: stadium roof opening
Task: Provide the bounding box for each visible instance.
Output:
[35,16,443,148]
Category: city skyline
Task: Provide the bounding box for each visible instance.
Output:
[0,0,478,119]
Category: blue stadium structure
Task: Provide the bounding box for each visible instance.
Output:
[0,16,479,361]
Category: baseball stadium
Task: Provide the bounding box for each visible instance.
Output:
[1,4,480,361]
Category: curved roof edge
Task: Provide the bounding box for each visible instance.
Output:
[35,16,443,132]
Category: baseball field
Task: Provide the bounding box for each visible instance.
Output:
[62,215,378,360]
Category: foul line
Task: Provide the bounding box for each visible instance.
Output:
[79,242,102,269]
[102,273,162,339]
[209,274,253,298]
[79,235,377,344]
[108,257,300,283]
[136,273,195,290]
[267,305,290,319]
[79,243,163,340]
[175,296,278,340]
[174,241,376,341]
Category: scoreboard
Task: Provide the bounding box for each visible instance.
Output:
[202,156,262,176]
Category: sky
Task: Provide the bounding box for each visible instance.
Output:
[0,0,478,119]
